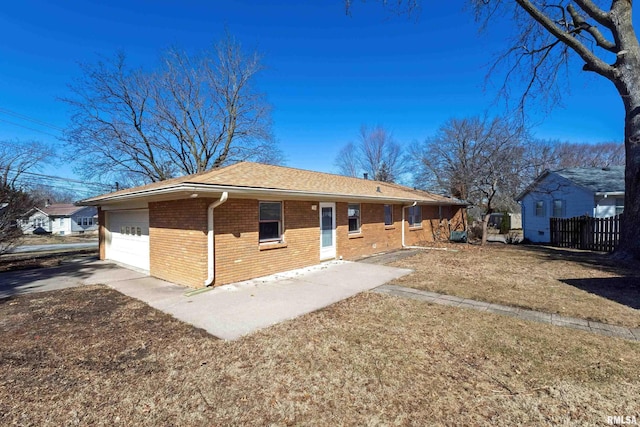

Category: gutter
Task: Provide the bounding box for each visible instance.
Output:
[401,201,417,248]
[79,183,467,207]
[204,192,228,287]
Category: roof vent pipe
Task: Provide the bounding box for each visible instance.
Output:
[204,192,229,287]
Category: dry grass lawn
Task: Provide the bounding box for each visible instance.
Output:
[391,244,640,328]
[1,285,639,426]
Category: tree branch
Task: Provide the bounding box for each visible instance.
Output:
[515,0,616,78]
[567,4,617,53]
[573,0,612,28]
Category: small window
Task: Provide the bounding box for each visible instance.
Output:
[408,205,422,227]
[535,201,545,217]
[616,198,624,215]
[259,201,282,243]
[348,204,361,233]
[552,200,563,217]
[384,204,393,226]
[82,217,88,226]
[136,227,142,236]
[125,226,130,235]
[120,226,125,234]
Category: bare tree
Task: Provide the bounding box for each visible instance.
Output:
[346,1,640,257]
[62,32,281,186]
[0,140,51,189]
[0,140,51,254]
[335,125,405,182]
[525,139,625,179]
[411,116,525,244]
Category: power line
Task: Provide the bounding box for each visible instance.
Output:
[6,169,112,189]
[0,107,65,132]
[0,118,62,139]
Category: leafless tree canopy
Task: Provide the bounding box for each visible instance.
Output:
[526,139,625,178]
[62,33,281,186]
[411,116,525,244]
[347,0,640,257]
[0,140,51,190]
[335,125,405,182]
[0,140,51,254]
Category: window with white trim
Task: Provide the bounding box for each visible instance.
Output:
[348,204,361,233]
[408,205,422,227]
[384,204,393,226]
[259,201,283,242]
[535,201,545,217]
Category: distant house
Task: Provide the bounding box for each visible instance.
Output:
[19,204,98,235]
[517,167,624,243]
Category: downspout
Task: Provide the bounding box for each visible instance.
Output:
[204,192,228,287]
[402,201,417,248]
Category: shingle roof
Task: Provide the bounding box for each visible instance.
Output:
[555,166,625,194]
[40,204,86,217]
[81,162,466,205]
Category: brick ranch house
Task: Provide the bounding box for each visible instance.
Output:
[80,162,467,289]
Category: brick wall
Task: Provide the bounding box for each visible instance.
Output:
[143,197,466,288]
[336,202,403,259]
[149,198,209,288]
[213,199,319,285]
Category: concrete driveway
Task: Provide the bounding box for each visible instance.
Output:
[0,258,412,340]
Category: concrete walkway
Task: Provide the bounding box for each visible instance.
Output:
[373,284,640,342]
[109,261,412,340]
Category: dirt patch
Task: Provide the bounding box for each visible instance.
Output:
[390,244,640,327]
[1,286,638,425]
[19,234,98,245]
[0,251,98,273]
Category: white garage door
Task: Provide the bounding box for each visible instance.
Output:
[106,209,150,271]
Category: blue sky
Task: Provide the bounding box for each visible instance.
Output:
[0,0,627,185]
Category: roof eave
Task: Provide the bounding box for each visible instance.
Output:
[79,183,467,206]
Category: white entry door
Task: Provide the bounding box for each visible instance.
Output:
[319,202,336,260]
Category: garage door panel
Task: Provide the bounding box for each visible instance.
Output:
[107,210,150,271]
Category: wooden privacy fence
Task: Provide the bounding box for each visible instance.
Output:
[550,214,621,252]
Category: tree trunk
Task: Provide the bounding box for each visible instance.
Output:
[481,213,490,246]
[610,2,640,260]
[616,94,640,259]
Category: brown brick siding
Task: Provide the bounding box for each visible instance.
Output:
[138,197,466,289]
[149,198,209,288]
[213,199,319,286]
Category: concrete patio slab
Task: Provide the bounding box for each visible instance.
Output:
[108,261,412,340]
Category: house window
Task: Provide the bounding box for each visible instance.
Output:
[408,205,422,227]
[535,201,545,217]
[616,198,624,215]
[348,204,361,233]
[384,204,393,226]
[259,201,282,242]
[82,217,88,226]
[552,200,564,217]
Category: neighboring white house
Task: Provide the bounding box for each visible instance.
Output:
[19,204,98,235]
[517,167,624,243]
